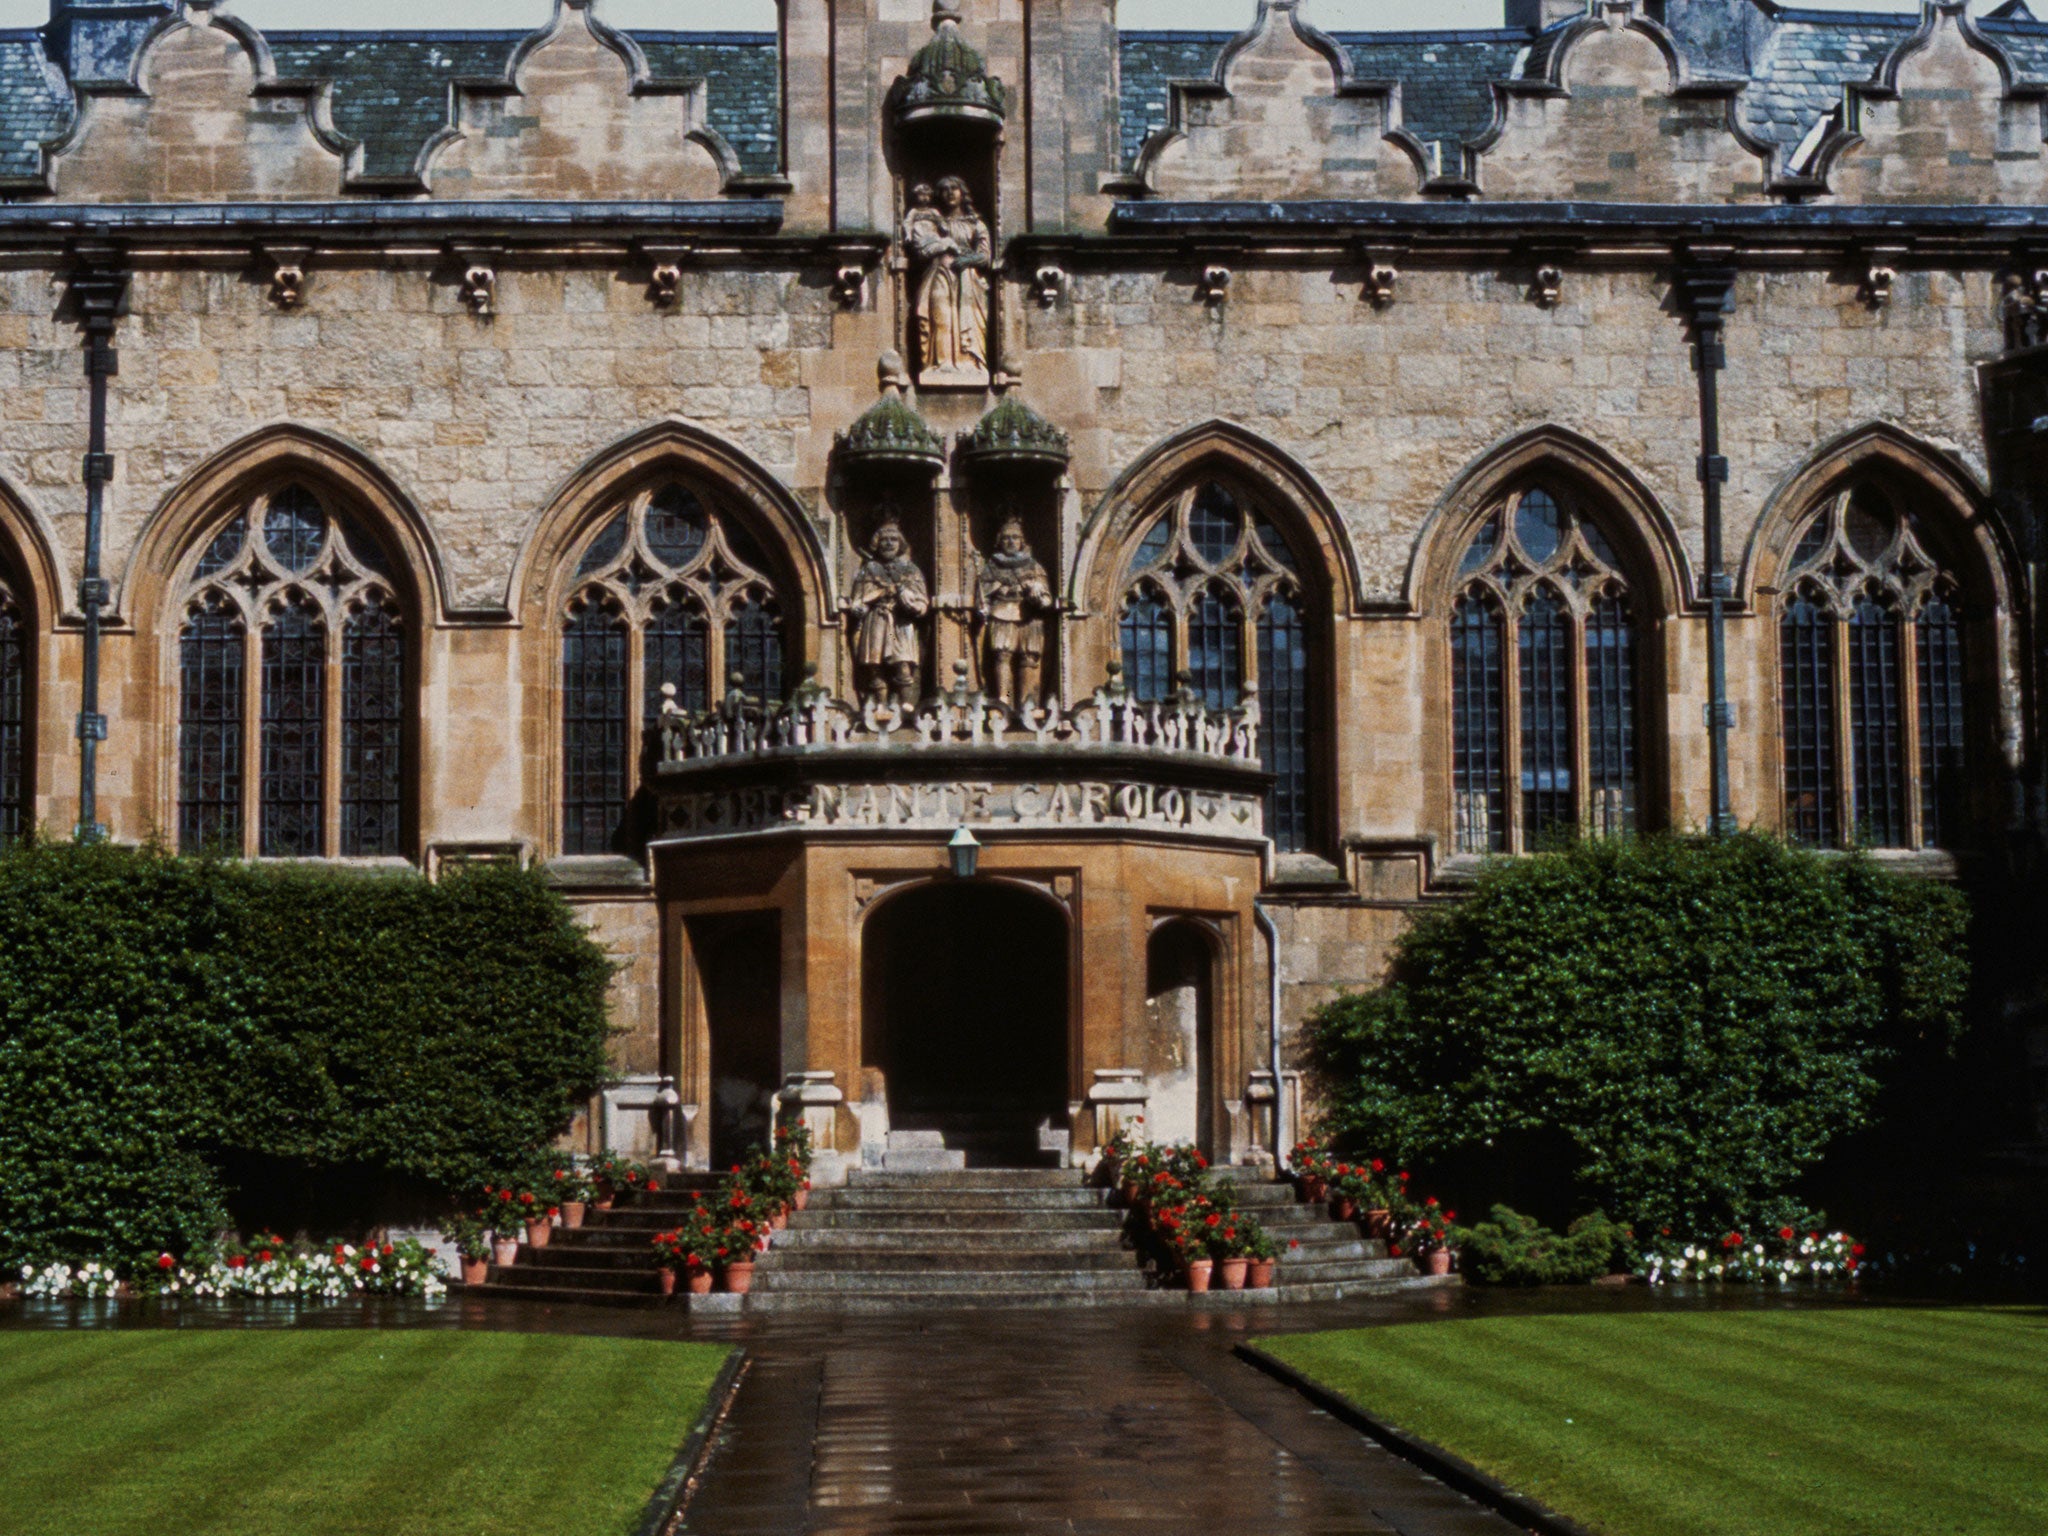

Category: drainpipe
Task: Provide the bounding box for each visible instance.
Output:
[67,258,129,843]
[1677,255,1740,836]
[1253,900,1285,1173]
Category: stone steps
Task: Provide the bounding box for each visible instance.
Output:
[456,1165,1450,1311]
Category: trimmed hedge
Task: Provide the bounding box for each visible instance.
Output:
[0,842,613,1273]
[1304,834,1971,1239]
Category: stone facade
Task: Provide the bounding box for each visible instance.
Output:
[0,0,2043,1166]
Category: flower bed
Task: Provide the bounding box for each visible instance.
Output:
[19,1235,445,1301]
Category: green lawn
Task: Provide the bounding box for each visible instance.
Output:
[1260,1307,2048,1536]
[0,1330,730,1536]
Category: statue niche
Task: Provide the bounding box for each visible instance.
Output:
[849,518,930,707]
[974,517,1053,710]
[903,177,993,388]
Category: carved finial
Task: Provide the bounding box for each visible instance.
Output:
[878,351,912,395]
[932,0,963,26]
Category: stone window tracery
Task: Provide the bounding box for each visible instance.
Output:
[1776,486,1970,850]
[0,566,24,841]
[1119,480,1313,852]
[1450,485,1641,854]
[561,483,786,856]
[175,484,408,859]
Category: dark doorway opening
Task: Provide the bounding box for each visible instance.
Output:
[689,911,782,1170]
[863,880,1069,1167]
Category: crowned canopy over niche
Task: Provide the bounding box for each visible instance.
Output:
[48,4,348,201]
[1472,2,1769,203]
[1137,0,1416,201]
[425,0,730,200]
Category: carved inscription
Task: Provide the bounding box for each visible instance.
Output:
[662,780,1264,839]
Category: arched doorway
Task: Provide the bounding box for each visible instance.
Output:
[862,881,1069,1167]
[1145,920,1217,1157]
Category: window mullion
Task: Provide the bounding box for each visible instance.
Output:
[324,613,343,859]
[626,621,647,805]
[242,623,262,859]
[1900,615,1924,851]
[1503,611,1523,855]
[1570,612,1591,835]
[1831,615,1854,847]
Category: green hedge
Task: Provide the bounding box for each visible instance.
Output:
[1304,834,1970,1238]
[0,842,613,1272]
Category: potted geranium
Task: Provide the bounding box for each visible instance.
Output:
[1290,1137,1333,1204]
[776,1121,816,1211]
[1407,1198,1458,1276]
[1214,1213,1250,1291]
[550,1160,593,1230]
[484,1187,526,1265]
[718,1214,761,1294]
[651,1227,707,1297]
[1328,1163,1369,1222]
[443,1211,493,1286]
[1244,1223,1279,1289]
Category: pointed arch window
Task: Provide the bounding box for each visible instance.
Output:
[0,566,28,841]
[1120,480,1316,852]
[1450,485,1644,854]
[176,484,409,858]
[561,483,788,856]
[1777,487,1973,850]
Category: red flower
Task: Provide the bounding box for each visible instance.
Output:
[1388,1245,1404,1258]
[157,1253,175,1270]
[1779,1226,1796,1242]
[383,1244,395,1257]
[228,1255,247,1270]
[258,1250,273,1264]
[1446,1211,1458,1222]
[1851,1243,1866,1257]
[519,1192,535,1206]
[1288,1239,1300,1250]
[1398,1171,1410,1183]
[1371,1159,1385,1173]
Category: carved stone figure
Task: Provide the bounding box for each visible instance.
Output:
[975,517,1053,709]
[850,518,930,707]
[906,176,992,386]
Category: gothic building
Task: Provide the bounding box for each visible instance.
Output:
[1,0,2044,1175]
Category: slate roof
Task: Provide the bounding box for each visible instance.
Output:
[268,29,781,182]
[0,25,782,187]
[1119,13,2048,179]
[0,31,67,182]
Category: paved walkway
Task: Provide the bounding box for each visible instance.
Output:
[678,1306,1526,1536]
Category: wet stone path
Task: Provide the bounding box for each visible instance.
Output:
[679,1307,1525,1536]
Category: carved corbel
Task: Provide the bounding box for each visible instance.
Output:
[1197,265,1232,305]
[1534,265,1564,309]
[1031,265,1066,308]
[450,245,500,318]
[833,266,866,308]
[1860,246,1907,311]
[637,242,693,310]
[260,244,312,311]
[1358,242,1403,309]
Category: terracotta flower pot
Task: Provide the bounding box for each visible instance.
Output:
[793,1187,810,1212]
[686,1267,714,1296]
[594,1180,616,1212]
[1218,1256,1249,1291]
[492,1238,519,1267]
[1331,1196,1358,1222]
[1299,1176,1327,1205]
[1186,1258,1214,1294]
[657,1266,678,1296]
[561,1201,586,1231]
[1120,1180,1140,1207]
[525,1220,552,1250]
[1248,1259,1276,1289]
[771,1208,789,1232]
[722,1261,756,1295]
[1366,1208,1392,1239]
[460,1258,488,1286]
[1426,1249,1453,1277]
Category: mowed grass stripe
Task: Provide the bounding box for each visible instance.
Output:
[0,1331,731,1536]
[1262,1308,2048,1536]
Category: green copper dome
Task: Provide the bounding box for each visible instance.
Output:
[896,0,1008,128]
[837,377,945,469]
[960,394,1070,469]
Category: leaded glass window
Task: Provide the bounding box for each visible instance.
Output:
[176,485,407,859]
[1118,480,1316,852]
[1450,486,1643,854]
[0,575,23,843]
[1776,488,1971,850]
[563,482,788,855]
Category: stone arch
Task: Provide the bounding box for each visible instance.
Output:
[122,424,449,627]
[1408,425,1692,618]
[1743,423,2011,609]
[514,419,832,640]
[1075,421,1362,619]
[0,475,68,636]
